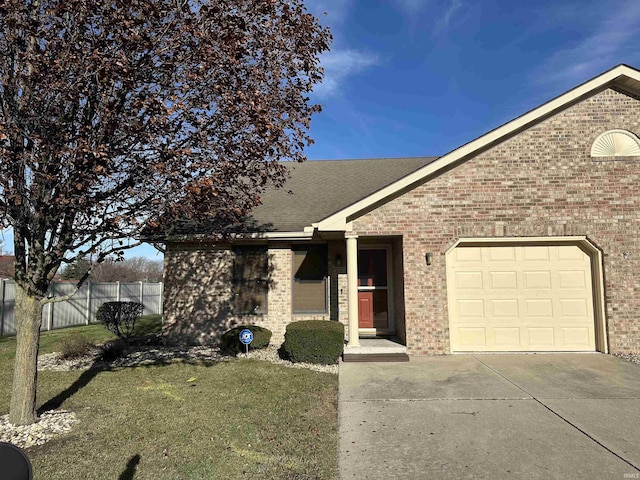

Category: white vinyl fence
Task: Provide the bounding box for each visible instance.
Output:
[0,280,163,336]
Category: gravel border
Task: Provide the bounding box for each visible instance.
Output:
[613,353,640,365]
[38,344,339,374]
[0,410,77,450]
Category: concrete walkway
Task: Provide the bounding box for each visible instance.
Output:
[339,354,640,479]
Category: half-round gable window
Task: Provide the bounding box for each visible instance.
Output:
[590,129,640,157]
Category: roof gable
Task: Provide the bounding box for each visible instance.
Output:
[317,64,640,231]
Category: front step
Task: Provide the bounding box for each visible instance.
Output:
[342,352,409,362]
[342,337,409,362]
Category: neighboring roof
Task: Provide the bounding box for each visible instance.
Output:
[250,157,437,232]
[317,64,640,231]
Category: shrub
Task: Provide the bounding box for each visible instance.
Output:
[59,334,95,360]
[97,301,144,342]
[281,320,344,365]
[220,325,272,354]
[99,339,127,362]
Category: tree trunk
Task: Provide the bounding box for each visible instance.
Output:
[9,285,43,425]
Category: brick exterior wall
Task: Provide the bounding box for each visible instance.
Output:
[163,245,236,345]
[352,88,640,354]
[163,242,335,345]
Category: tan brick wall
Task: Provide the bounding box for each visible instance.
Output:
[163,242,336,346]
[162,244,236,345]
[261,246,291,344]
[352,87,640,354]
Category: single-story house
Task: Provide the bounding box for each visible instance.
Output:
[160,64,640,355]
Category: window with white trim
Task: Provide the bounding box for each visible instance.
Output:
[292,245,328,313]
[232,247,268,315]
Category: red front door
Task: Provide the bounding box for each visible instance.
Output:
[357,248,390,330]
[358,291,374,328]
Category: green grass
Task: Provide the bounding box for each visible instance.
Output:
[0,314,162,355]
[0,319,339,479]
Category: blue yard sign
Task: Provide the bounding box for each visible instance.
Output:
[239,328,253,355]
[239,329,253,345]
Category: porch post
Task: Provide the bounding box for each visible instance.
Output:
[346,233,360,347]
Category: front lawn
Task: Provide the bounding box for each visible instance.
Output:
[0,321,339,479]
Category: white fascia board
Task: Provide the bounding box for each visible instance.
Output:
[263,231,313,240]
[317,65,640,232]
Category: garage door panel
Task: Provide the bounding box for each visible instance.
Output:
[490,271,517,289]
[456,299,485,318]
[559,270,587,289]
[488,247,516,261]
[454,247,482,262]
[524,271,551,289]
[455,271,483,289]
[560,298,588,317]
[494,328,521,346]
[458,327,486,346]
[561,327,592,346]
[527,328,555,346]
[491,299,519,317]
[525,298,554,317]
[447,244,596,352]
[557,247,586,260]
[523,246,551,261]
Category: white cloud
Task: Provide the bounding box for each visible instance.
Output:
[304,0,379,98]
[433,0,464,37]
[533,1,640,87]
[314,49,379,98]
[394,0,430,15]
[393,0,464,37]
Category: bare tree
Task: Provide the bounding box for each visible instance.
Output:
[0,254,14,279]
[0,0,330,424]
[92,257,163,282]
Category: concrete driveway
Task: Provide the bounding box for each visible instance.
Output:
[339,354,640,479]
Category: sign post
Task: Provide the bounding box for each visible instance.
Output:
[239,328,254,357]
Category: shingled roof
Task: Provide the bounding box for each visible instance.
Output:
[250,156,437,232]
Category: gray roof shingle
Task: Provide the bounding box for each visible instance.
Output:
[250,156,437,231]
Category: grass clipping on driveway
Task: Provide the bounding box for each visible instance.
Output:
[0,326,338,479]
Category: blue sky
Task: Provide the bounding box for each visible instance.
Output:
[3,0,640,260]
[305,0,640,159]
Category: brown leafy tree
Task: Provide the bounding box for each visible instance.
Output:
[91,257,163,282]
[0,0,330,424]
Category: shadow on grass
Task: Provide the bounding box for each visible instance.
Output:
[133,315,163,336]
[37,365,109,414]
[118,454,141,480]
[38,340,228,414]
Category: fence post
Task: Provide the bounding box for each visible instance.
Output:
[139,281,144,314]
[0,279,5,336]
[47,302,53,331]
[45,283,53,331]
[159,282,164,318]
[85,280,92,325]
[116,281,121,302]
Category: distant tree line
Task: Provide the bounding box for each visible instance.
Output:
[0,255,14,279]
[59,257,163,283]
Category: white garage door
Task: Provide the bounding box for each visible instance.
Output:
[446,244,596,352]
